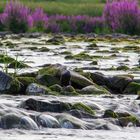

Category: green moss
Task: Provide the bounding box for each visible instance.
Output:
[17,76,37,86]
[7,79,21,95]
[60,51,72,55]
[38,65,59,76]
[90,60,98,65]
[73,52,93,60]
[80,85,110,95]
[28,47,38,50]
[38,74,60,87]
[49,84,62,92]
[65,55,74,59]
[124,82,140,94]
[103,110,119,118]
[131,66,140,71]
[117,65,129,71]
[4,41,15,48]
[119,116,140,127]
[72,102,95,115]
[123,45,140,52]
[60,86,79,96]
[86,43,98,48]
[38,47,50,52]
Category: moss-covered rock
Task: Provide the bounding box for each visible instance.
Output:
[37,74,60,87]
[60,86,79,96]
[7,79,21,95]
[46,36,65,45]
[72,52,93,60]
[80,85,110,95]
[4,41,15,48]
[37,64,65,87]
[49,84,62,92]
[72,103,95,115]
[17,76,37,94]
[86,43,98,50]
[118,116,140,127]
[90,60,98,65]
[60,51,72,55]
[123,82,140,94]
[103,110,118,118]
[38,47,50,52]
[117,65,130,71]
[70,71,94,89]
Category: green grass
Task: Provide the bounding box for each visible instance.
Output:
[0,0,105,16]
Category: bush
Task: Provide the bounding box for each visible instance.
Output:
[31,8,48,32]
[3,0,31,33]
[103,0,140,34]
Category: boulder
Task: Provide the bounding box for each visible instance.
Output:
[26,83,50,95]
[37,64,94,89]
[123,82,140,94]
[19,98,72,112]
[37,114,60,128]
[19,116,39,130]
[0,71,20,94]
[80,85,110,95]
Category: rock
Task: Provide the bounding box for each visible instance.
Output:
[0,113,21,129]
[37,64,66,86]
[118,116,140,127]
[19,98,72,112]
[38,47,50,52]
[37,74,60,87]
[49,84,62,92]
[72,102,95,115]
[46,36,65,45]
[38,64,94,89]
[17,77,37,94]
[80,85,110,95]
[19,116,39,130]
[60,70,71,87]
[69,109,96,119]
[103,110,131,118]
[90,72,108,86]
[106,75,132,93]
[56,113,89,129]
[123,82,140,94]
[0,71,20,94]
[70,71,94,89]
[26,83,49,95]
[117,65,130,71]
[37,114,60,128]
[60,85,79,96]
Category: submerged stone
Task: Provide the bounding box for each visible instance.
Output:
[123,82,140,94]
[19,98,72,112]
[37,114,60,128]
[0,71,20,94]
[19,116,39,130]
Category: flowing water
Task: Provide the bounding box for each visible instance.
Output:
[0,34,140,139]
